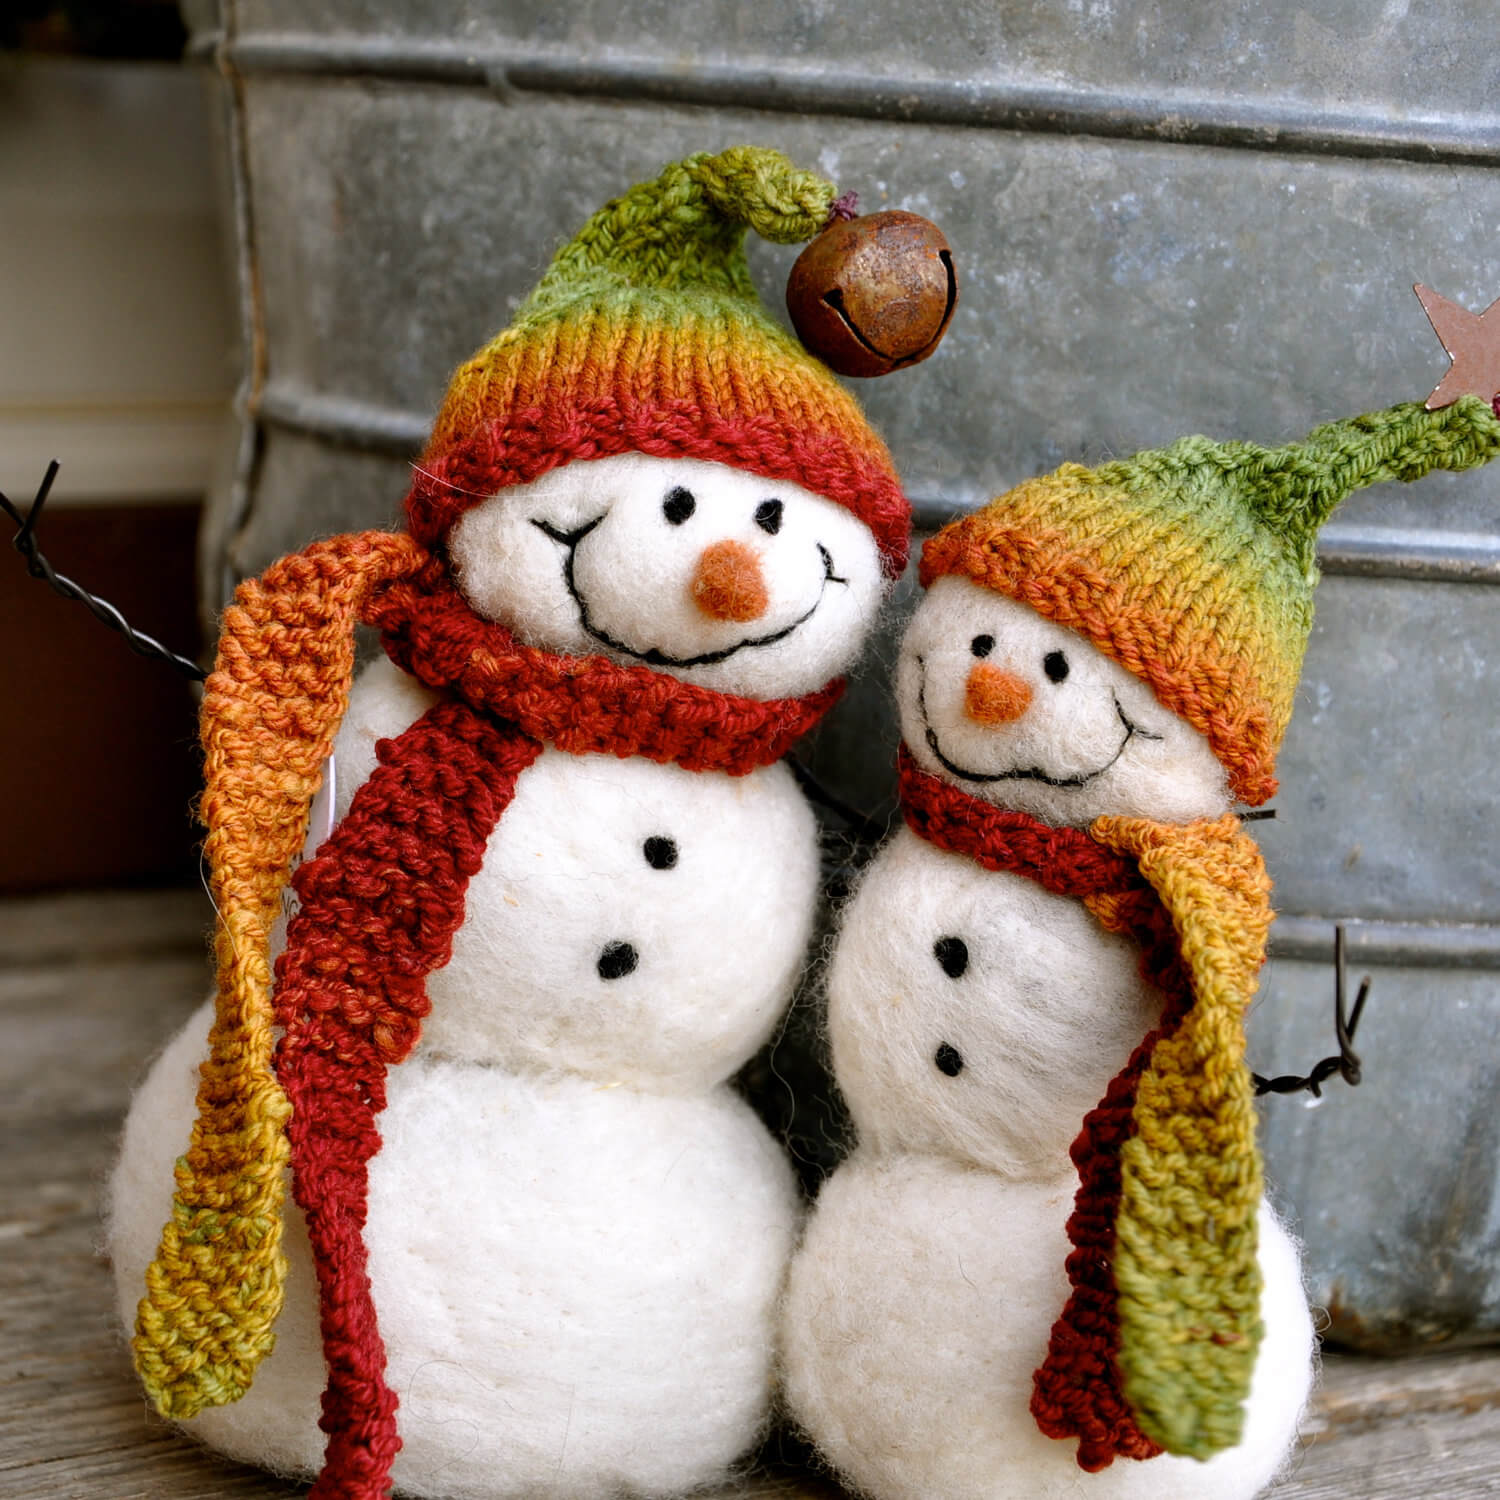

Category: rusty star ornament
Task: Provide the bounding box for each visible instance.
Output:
[1415,283,1500,410]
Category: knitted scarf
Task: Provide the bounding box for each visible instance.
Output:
[133,531,841,1500]
[898,748,1273,1469]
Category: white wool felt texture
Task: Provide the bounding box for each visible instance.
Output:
[110,1001,802,1500]
[328,655,821,1091]
[898,577,1231,827]
[782,1154,1314,1500]
[828,826,1161,1179]
[448,453,887,701]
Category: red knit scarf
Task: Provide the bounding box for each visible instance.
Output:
[898,748,1194,1471]
[274,562,841,1500]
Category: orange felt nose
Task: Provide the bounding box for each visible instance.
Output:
[965,662,1033,725]
[690,539,769,622]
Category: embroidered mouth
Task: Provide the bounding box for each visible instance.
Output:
[533,516,846,668]
[915,657,1164,788]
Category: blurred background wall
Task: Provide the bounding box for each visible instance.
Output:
[1,5,233,890]
[3,0,1498,1354]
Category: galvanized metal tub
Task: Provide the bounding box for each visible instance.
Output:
[192,0,1500,1351]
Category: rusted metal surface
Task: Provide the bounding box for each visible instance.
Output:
[1416,285,1500,409]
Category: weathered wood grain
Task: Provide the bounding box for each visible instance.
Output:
[3,889,1499,1499]
[1310,1346,1500,1434]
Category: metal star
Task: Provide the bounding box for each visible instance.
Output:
[1415,283,1500,410]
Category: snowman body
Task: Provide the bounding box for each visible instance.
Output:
[781,577,1314,1500]
[110,455,890,1498]
[782,832,1313,1500]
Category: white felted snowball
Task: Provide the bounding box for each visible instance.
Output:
[826,826,1160,1179]
[330,655,821,1092]
[782,1153,1313,1500]
[898,577,1231,827]
[111,1000,802,1500]
[448,453,886,701]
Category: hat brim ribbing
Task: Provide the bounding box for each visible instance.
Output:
[920,489,1294,806]
[409,292,910,576]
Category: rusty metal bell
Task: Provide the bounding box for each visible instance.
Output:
[787,209,957,378]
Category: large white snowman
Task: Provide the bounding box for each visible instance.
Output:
[109,148,918,1500]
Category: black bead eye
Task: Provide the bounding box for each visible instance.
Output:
[934,1042,964,1077]
[597,941,638,980]
[754,499,783,535]
[933,936,969,979]
[970,635,994,659]
[1043,650,1070,683]
[663,487,696,525]
[643,836,678,870]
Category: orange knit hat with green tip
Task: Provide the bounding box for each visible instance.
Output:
[407,146,911,576]
[921,395,1500,803]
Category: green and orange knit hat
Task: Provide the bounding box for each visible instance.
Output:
[921,396,1500,803]
[406,146,911,576]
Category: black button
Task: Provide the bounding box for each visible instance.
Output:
[933,936,969,979]
[934,1042,964,1077]
[643,836,678,870]
[597,941,639,980]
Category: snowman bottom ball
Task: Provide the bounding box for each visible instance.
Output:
[781,1154,1313,1500]
[110,1002,801,1499]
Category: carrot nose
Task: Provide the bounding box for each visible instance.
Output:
[690,539,769,623]
[965,662,1033,725]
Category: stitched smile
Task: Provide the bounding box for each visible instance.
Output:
[915,656,1164,788]
[533,516,847,668]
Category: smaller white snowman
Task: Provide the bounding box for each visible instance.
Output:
[784,397,1500,1500]
[111,148,927,1500]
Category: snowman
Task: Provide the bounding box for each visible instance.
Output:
[782,393,1500,1500]
[107,148,925,1500]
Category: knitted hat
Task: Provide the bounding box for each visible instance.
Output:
[406,147,911,576]
[920,396,1500,804]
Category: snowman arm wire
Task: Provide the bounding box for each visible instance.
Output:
[0,461,209,683]
[1253,924,1369,1099]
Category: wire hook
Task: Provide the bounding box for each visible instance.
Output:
[1,461,208,683]
[1254,923,1369,1099]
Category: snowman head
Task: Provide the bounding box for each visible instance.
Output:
[405,148,915,698]
[910,421,1412,815]
[449,454,885,698]
[897,578,1229,825]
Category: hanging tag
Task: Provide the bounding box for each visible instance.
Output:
[305,754,338,859]
[272,755,337,950]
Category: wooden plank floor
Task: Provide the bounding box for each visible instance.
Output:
[4,887,1498,1499]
